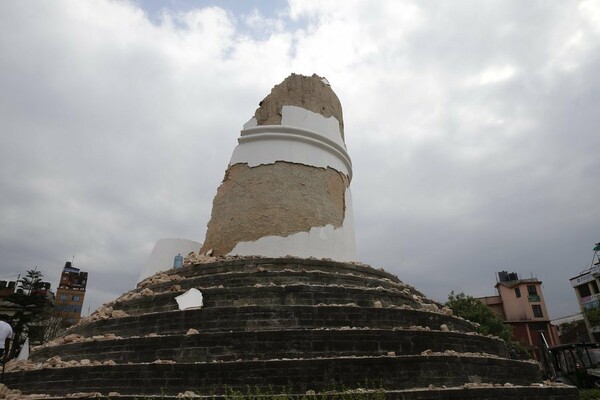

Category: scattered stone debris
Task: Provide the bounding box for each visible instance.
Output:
[111,309,128,318]
[409,325,431,331]
[441,306,453,316]
[138,273,184,289]
[183,251,219,267]
[65,392,103,398]
[4,359,40,372]
[178,391,201,398]
[419,303,438,311]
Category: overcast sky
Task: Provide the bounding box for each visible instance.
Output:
[1,0,599,319]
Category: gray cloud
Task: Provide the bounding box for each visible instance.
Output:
[0,0,598,319]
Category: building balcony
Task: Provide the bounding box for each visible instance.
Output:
[528,294,540,302]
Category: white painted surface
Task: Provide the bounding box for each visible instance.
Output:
[175,288,204,310]
[230,106,352,180]
[242,117,257,129]
[138,238,202,283]
[281,106,342,146]
[17,337,29,360]
[228,188,357,262]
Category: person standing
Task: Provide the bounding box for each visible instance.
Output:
[0,320,13,360]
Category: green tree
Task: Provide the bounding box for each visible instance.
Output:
[585,307,600,327]
[445,291,529,358]
[4,268,59,355]
[18,269,44,295]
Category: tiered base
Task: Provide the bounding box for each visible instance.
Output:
[3,257,577,399]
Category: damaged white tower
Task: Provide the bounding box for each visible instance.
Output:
[201,74,356,261]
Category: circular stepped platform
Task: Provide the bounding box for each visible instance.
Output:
[62,305,477,337]
[30,329,508,364]
[5,356,542,396]
[2,257,577,399]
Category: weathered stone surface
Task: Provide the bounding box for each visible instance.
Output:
[201,163,348,255]
[253,73,345,138]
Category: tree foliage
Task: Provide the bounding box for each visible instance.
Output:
[445,291,529,359]
[18,269,44,295]
[585,307,600,327]
[445,291,513,342]
[2,268,68,356]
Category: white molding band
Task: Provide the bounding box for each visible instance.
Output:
[230,106,353,180]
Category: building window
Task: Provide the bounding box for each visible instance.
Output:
[60,294,67,301]
[527,285,537,296]
[578,283,592,298]
[592,280,600,294]
[72,295,80,301]
[515,287,521,298]
[532,305,543,318]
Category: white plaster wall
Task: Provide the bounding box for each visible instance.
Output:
[280,105,342,146]
[231,106,352,179]
[138,238,201,283]
[228,188,357,262]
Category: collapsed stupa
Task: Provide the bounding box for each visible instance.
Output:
[2,74,576,399]
[201,74,355,261]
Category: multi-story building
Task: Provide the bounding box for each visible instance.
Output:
[569,243,600,342]
[55,261,88,325]
[477,271,559,360]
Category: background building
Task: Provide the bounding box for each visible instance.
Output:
[477,271,559,360]
[55,262,88,325]
[552,313,588,344]
[569,243,600,342]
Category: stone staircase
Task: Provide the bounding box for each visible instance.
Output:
[2,257,577,399]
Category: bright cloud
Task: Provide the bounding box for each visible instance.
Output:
[1,0,599,320]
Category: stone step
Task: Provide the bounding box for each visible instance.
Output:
[139,269,410,298]
[170,257,407,288]
[112,284,430,316]
[16,385,578,400]
[15,385,578,400]
[30,328,507,364]
[64,305,476,338]
[3,355,543,397]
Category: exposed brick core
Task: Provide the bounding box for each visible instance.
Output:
[201,162,348,255]
[254,73,345,139]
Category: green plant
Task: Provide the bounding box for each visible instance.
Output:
[446,291,530,359]
[222,383,386,400]
[585,308,600,327]
[579,388,600,400]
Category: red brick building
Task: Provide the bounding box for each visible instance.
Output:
[55,262,88,325]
